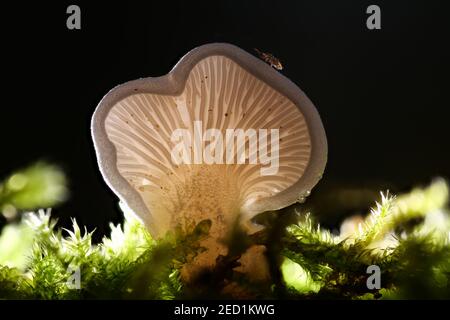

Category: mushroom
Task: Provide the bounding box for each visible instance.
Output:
[91,43,327,280]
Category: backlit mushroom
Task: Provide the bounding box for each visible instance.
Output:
[91,43,327,279]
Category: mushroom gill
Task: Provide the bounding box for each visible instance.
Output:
[92,43,327,281]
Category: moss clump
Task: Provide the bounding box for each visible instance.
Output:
[0,164,449,299]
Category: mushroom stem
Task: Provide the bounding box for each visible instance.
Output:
[155,164,242,281]
[142,163,269,283]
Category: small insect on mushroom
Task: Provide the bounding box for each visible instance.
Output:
[254,48,283,70]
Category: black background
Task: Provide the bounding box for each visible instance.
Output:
[1,1,449,237]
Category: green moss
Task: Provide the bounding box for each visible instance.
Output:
[0,164,449,299]
[0,163,67,217]
[281,180,449,299]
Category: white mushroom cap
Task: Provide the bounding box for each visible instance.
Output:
[91,43,327,239]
